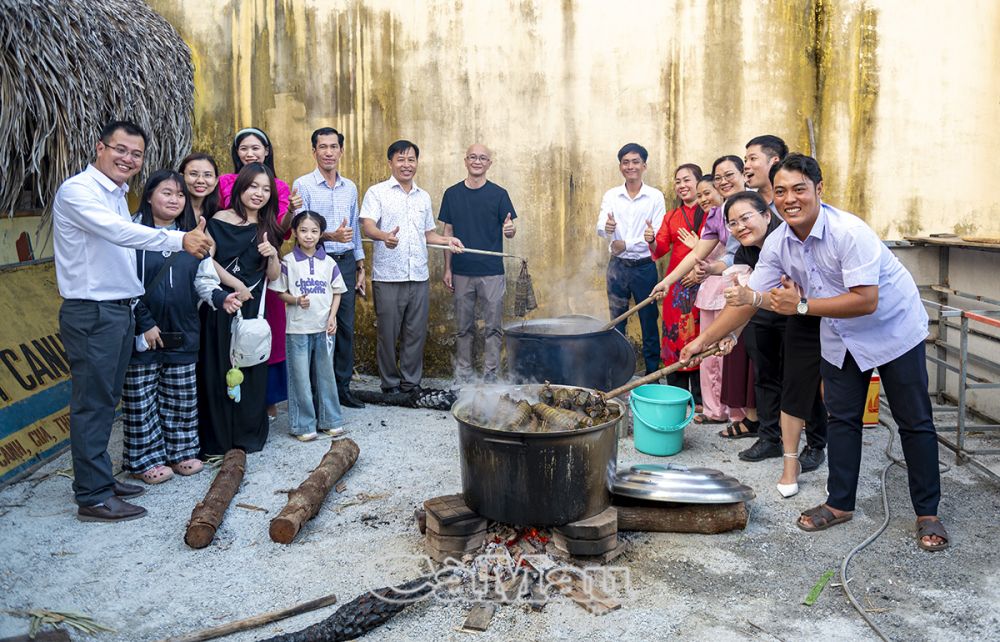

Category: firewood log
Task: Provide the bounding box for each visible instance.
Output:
[613,500,749,534]
[184,449,246,549]
[269,439,360,544]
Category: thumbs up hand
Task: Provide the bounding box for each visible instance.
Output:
[768,274,803,315]
[330,217,353,243]
[384,225,400,249]
[289,187,303,212]
[183,216,214,258]
[644,219,655,243]
[723,273,752,307]
[503,213,516,238]
[604,212,617,235]
[257,231,277,258]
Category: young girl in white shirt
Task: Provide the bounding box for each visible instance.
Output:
[269,211,348,440]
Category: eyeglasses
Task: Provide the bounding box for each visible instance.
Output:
[714,171,739,183]
[466,155,491,163]
[106,144,144,161]
[185,170,216,180]
[725,211,764,229]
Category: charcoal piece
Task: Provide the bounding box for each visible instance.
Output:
[262,574,451,642]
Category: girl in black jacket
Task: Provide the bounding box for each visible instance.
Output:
[121,170,204,484]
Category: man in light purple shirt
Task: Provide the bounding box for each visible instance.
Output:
[53,121,213,523]
[679,153,948,552]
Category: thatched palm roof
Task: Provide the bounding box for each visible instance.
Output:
[0,0,193,223]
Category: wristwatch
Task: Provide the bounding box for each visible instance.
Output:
[796,297,809,315]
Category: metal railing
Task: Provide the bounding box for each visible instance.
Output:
[918,289,1000,483]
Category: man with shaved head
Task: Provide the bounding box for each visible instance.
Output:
[439,144,518,382]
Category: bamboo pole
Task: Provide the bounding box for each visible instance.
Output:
[155,593,338,642]
[601,347,721,400]
[601,295,656,331]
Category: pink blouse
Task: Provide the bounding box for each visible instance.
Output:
[218,173,292,365]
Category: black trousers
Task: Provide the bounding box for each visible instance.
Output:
[59,299,134,506]
[332,254,358,394]
[667,370,702,406]
[744,315,826,449]
[821,343,940,515]
[606,257,660,375]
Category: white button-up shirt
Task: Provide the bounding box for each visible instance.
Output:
[747,203,929,371]
[52,165,184,300]
[292,169,364,260]
[595,183,666,260]
[360,176,436,282]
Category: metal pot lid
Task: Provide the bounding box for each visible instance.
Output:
[613,463,755,504]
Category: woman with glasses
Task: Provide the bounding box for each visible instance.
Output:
[714,191,826,497]
[652,156,758,439]
[179,153,221,219]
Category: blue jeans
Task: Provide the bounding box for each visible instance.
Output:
[606,257,660,374]
[286,332,344,435]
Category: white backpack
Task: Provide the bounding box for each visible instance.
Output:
[230,279,272,368]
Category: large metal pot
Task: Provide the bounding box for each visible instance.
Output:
[454,383,622,526]
[503,315,636,390]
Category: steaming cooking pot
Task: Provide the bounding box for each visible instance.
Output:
[454,383,622,526]
[503,315,636,390]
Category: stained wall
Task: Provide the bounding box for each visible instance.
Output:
[148,0,1000,375]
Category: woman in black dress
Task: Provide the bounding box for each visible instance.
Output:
[197,163,282,456]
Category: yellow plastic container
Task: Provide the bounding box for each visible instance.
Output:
[863,373,880,427]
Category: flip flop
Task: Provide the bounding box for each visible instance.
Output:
[916,517,950,552]
[719,419,759,439]
[693,414,726,424]
[131,465,174,485]
[797,504,853,532]
[170,459,204,476]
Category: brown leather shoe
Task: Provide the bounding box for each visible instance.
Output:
[77,496,147,522]
[113,481,145,499]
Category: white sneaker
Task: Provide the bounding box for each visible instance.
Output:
[322,427,346,438]
[294,432,318,442]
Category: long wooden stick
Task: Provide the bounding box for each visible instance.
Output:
[425,242,521,259]
[155,593,339,642]
[361,238,522,259]
[601,295,656,331]
[601,347,721,399]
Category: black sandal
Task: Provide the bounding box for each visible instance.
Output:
[916,517,950,552]
[797,504,853,532]
[719,418,759,439]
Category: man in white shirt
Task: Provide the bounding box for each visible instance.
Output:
[53,121,213,522]
[596,143,666,375]
[360,140,464,393]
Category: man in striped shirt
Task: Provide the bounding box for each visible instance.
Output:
[292,127,366,409]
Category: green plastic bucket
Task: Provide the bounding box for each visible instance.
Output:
[630,384,695,456]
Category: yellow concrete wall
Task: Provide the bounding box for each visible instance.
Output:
[146,0,1000,374]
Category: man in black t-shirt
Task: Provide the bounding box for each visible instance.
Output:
[439,144,517,382]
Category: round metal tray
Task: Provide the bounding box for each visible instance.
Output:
[613,463,756,504]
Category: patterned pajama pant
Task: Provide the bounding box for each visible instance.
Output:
[121,362,199,473]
